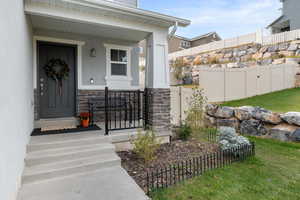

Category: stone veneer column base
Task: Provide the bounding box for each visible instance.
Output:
[147,88,171,131]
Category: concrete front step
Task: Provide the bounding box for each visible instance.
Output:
[27,142,115,159]
[18,167,149,200]
[26,143,115,167]
[27,132,108,152]
[22,153,121,185]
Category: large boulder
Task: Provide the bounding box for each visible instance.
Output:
[253,107,282,125]
[234,106,255,120]
[280,112,300,126]
[240,119,268,136]
[269,124,298,142]
[291,129,300,142]
[218,127,250,150]
[214,106,234,118]
[205,104,219,116]
[203,114,216,127]
[216,118,240,130]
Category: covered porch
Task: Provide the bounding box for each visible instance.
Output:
[25,0,189,133]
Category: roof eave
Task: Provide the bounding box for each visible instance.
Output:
[67,0,191,27]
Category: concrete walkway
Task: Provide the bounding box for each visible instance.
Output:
[17,131,149,200]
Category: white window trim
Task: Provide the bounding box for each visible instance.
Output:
[104,44,132,82]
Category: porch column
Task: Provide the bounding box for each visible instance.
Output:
[145,31,171,132]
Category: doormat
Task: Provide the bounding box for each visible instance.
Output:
[31,125,101,136]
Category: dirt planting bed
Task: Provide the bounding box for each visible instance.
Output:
[117,139,219,191]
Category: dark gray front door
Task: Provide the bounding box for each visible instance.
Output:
[38,42,76,118]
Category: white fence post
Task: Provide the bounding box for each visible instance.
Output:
[256,29,263,44]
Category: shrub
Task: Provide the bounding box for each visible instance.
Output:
[178,124,192,140]
[171,58,186,82]
[131,130,161,163]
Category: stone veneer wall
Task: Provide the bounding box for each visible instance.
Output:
[147,88,171,131]
[77,90,106,122]
[204,104,300,142]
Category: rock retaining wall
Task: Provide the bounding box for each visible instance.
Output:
[170,40,300,84]
[204,104,300,142]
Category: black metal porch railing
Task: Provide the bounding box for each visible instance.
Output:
[88,87,149,135]
[103,87,148,135]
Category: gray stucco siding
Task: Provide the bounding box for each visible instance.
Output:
[34,29,140,87]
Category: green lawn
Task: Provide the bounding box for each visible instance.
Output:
[221,88,300,113]
[151,138,300,200]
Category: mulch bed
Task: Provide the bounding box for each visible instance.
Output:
[117,138,219,191]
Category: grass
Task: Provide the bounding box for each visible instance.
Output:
[151,137,300,200]
[221,87,300,113]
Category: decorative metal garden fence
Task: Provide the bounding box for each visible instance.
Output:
[144,142,255,194]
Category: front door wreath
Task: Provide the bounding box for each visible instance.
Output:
[44,58,70,95]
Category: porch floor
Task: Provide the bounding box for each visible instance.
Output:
[17,130,149,200]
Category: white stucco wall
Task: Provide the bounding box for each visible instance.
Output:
[0,1,34,200]
[34,29,140,88]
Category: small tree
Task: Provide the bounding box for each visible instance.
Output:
[185,88,207,131]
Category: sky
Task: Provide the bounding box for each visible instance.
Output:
[139,0,282,39]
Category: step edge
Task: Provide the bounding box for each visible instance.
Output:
[25,153,120,171]
[23,158,121,180]
[27,144,115,158]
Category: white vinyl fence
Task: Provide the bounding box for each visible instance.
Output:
[171,87,194,126]
[169,29,300,60]
[198,64,297,103]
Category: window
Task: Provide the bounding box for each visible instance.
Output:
[180,40,191,48]
[110,49,128,76]
[104,44,132,83]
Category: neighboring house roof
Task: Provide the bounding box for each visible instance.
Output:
[267,15,287,28]
[173,32,221,41]
[70,0,191,27]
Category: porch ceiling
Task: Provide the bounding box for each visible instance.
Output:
[30,15,149,42]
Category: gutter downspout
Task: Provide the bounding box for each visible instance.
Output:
[168,21,178,40]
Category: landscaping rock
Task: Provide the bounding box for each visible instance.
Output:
[205,104,219,116]
[240,119,268,136]
[216,118,240,130]
[211,64,221,68]
[203,114,216,127]
[234,106,255,120]
[254,108,282,124]
[259,59,273,65]
[291,129,300,142]
[218,127,250,150]
[268,45,278,52]
[227,63,239,68]
[272,58,285,65]
[215,106,234,118]
[269,124,298,142]
[288,44,298,51]
[280,112,300,126]
[278,43,289,51]
[280,51,295,57]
